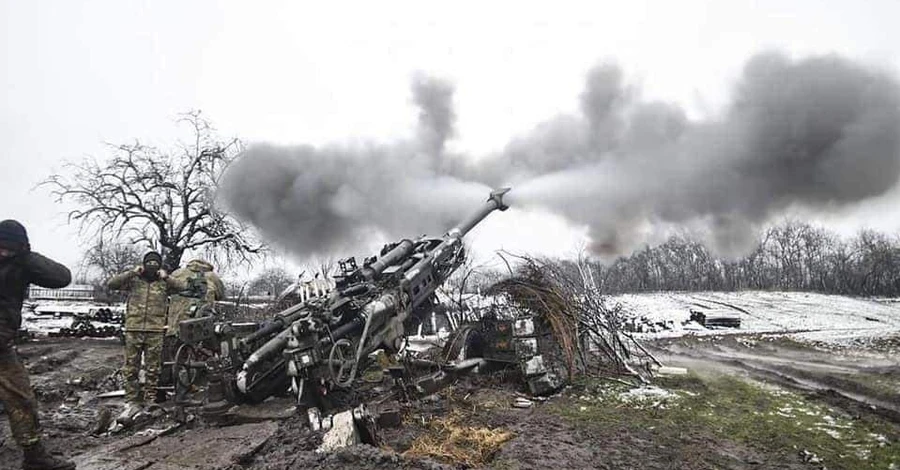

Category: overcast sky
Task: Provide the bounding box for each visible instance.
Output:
[4,0,900,276]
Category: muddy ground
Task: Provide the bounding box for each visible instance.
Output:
[0,338,124,465]
[2,333,898,469]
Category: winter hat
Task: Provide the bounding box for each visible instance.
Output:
[143,251,163,264]
[0,220,29,250]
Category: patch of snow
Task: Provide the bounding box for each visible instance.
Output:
[819,427,843,439]
[619,385,676,403]
[869,433,890,447]
[610,291,900,346]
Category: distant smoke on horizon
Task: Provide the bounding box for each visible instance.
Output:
[219,52,900,259]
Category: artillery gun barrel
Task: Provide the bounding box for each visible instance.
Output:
[240,303,308,347]
[361,239,414,280]
[239,327,293,381]
[402,187,511,310]
[446,187,510,239]
[238,304,310,375]
[361,188,510,280]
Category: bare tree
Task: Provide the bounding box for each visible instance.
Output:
[437,254,493,324]
[853,230,900,295]
[79,238,144,285]
[586,221,900,297]
[44,111,263,271]
[249,267,295,297]
[311,257,336,279]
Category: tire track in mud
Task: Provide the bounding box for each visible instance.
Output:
[659,342,900,423]
[726,359,900,422]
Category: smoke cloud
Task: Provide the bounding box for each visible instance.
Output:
[506,52,900,255]
[412,73,457,159]
[219,52,900,259]
[218,75,489,256]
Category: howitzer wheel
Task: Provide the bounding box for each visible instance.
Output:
[328,339,357,388]
[174,343,203,389]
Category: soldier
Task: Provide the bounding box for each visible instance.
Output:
[160,259,224,398]
[107,251,185,421]
[0,220,76,470]
[166,259,225,335]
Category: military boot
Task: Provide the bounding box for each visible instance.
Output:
[116,402,143,424]
[22,442,75,470]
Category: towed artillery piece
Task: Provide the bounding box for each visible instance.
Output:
[175,188,565,425]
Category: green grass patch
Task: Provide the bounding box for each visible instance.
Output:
[554,374,900,469]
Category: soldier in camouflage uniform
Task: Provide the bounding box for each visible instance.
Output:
[165,259,225,335]
[160,259,224,395]
[0,220,76,470]
[107,251,185,420]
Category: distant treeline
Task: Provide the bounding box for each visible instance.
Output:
[587,222,900,297]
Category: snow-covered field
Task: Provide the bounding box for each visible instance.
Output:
[20,291,900,347]
[611,291,900,345]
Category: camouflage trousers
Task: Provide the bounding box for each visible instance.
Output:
[0,345,42,447]
[123,332,164,404]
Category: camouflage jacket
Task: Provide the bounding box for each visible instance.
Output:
[0,251,71,347]
[108,269,186,333]
[165,259,225,336]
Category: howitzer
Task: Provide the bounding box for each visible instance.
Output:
[212,188,511,412]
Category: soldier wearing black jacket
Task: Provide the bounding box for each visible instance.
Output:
[0,220,76,470]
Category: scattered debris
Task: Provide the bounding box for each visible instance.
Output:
[97,390,126,398]
[655,366,688,376]
[512,397,534,408]
[690,308,742,328]
[800,449,823,464]
[317,410,361,453]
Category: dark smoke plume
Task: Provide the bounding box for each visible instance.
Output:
[218,75,488,256]
[412,73,457,158]
[506,52,900,255]
[219,52,900,259]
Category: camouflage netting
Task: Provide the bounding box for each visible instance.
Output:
[486,255,657,382]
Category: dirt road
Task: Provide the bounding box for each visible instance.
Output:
[653,334,900,420]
